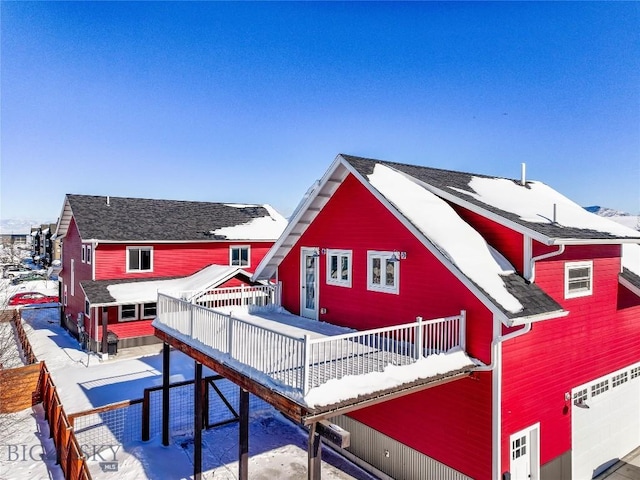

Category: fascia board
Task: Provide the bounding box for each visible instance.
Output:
[506,309,569,327]
[253,155,347,280]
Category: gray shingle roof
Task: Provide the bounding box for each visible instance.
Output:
[342,154,640,242]
[621,268,640,292]
[65,194,277,242]
[81,277,179,305]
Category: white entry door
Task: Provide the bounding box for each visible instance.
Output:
[510,424,540,480]
[300,248,319,320]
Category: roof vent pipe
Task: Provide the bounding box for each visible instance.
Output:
[521,163,526,186]
[553,203,557,223]
[106,196,110,206]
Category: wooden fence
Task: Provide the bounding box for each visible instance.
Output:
[11,309,38,365]
[39,362,93,480]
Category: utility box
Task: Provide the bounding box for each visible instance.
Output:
[107,331,118,355]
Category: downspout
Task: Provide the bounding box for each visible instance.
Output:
[476,319,533,480]
[527,243,565,283]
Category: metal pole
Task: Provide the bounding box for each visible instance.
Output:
[194,361,203,480]
[162,342,170,446]
[239,388,249,480]
[308,422,322,480]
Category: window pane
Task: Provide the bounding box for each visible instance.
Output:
[129,249,140,270]
[330,256,338,279]
[569,267,589,280]
[140,249,151,270]
[372,258,381,284]
[340,256,349,281]
[231,248,239,265]
[143,302,157,316]
[240,247,249,266]
[122,304,136,319]
[385,259,395,286]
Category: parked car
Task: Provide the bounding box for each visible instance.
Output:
[3,264,31,279]
[11,272,47,284]
[8,292,59,306]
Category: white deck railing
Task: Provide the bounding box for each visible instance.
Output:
[156,291,466,396]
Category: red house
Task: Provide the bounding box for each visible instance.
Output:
[249,155,640,480]
[55,194,286,353]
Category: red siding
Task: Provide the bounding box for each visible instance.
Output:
[60,218,93,331]
[501,244,640,473]
[95,241,272,280]
[277,173,495,479]
[451,205,526,274]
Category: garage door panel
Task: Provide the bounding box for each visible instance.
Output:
[572,366,640,480]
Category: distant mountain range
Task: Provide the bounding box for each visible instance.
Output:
[584,206,639,231]
[1,206,638,234]
[0,218,56,234]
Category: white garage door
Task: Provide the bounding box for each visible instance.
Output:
[572,363,640,479]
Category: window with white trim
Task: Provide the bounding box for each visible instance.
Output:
[230,246,250,267]
[565,261,593,299]
[326,249,352,287]
[119,304,137,321]
[591,379,609,397]
[63,284,68,307]
[367,251,399,294]
[86,245,92,265]
[81,245,86,263]
[631,367,640,379]
[85,299,90,317]
[511,434,527,460]
[127,246,153,272]
[142,302,157,318]
[573,388,588,406]
[612,372,628,388]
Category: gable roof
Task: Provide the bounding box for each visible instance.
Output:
[56,194,287,242]
[81,264,255,306]
[254,154,639,325]
[342,155,640,245]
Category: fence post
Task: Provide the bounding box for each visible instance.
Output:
[240,284,245,306]
[189,301,194,338]
[459,310,466,351]
[142,388,150,441]
[415,316,423,359]
[302,335,311,395]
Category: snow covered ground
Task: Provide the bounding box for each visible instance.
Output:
[5,306,376,480]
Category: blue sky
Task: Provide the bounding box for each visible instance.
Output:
[1,1,638,225]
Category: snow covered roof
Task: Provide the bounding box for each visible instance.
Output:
[255,154,566,325]
[56,194,287,242]
[344,155,640,245]
[81,264,255,306]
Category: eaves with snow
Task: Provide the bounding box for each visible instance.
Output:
[255,154,640,327]
[55,194,287,242]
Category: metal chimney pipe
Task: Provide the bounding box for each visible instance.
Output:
[521,163,526,186]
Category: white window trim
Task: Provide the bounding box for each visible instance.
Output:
[63,284,68,307]
[140,302,157,319]
[81,245,86,263]
[326,249,352,288]
[84,298,90,317]
[229,245,251,268]
[565,260,593,299]
[86,245,92,265]
[118,304,138,322]
[126,246,154,273]
[367,250,400,294]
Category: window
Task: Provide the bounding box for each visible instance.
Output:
[127,247,153,272]
[326,249,352,287]
[591,380,609,397]
[86,245,92,265]
[367,251,399,294]
[142,302,157,318]
[230,246,250,267]
[612,372,628,388]
[119,304,137,321]
[85,299,90,317]
[632,367,640,379]
[511,435,527,460]
[81,245,86,263]
[565,261,593,299]
[63,285,68,307]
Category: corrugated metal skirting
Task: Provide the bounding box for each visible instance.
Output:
[332,415,472,480]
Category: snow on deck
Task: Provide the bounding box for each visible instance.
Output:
[155,303,476,409]
[454,176,640,237]
[368,163,524,314]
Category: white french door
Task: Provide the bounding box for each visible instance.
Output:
[300,247,319,320]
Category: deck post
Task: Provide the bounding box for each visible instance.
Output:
[162,342,170,446]
[459,310,467,351]
[194,361,203,480]
[415,316,423,359]
[239,388,249,480]
[303,335,311,395]
[308,422,322,480]
[101,308,108,355]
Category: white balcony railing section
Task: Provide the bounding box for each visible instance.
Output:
[156,288,466,397]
